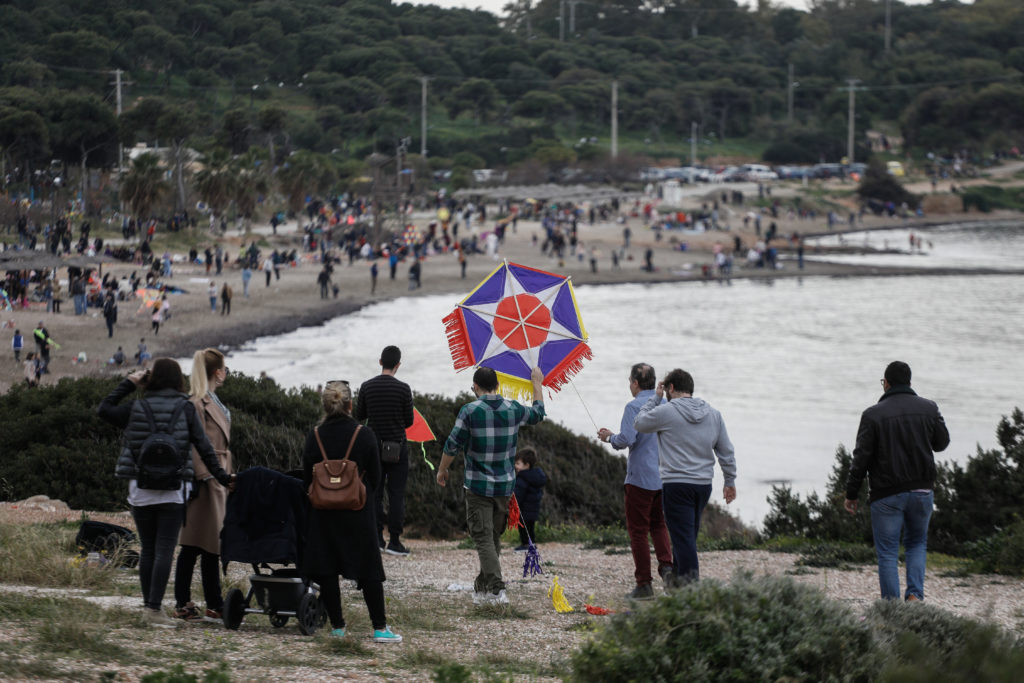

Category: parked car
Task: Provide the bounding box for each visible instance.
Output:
[810,163,844,179]
[712,166,744,182]
[886,161,905,177]
[741,164,779,181]
[776,165,812,179]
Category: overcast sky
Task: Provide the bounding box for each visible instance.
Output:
[404,0,956,18]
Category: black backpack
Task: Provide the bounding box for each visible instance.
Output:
[135,399,189,490]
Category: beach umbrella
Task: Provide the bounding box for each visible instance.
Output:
[441,260,592,400]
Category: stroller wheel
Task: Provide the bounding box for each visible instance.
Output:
[269,613,289,628]
[223,588,245,630]
[297,592,326,636]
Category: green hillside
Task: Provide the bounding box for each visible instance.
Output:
[1,0,1022,212]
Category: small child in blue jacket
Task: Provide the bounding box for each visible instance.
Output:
[513,447,547,552]
[12,329,23,361]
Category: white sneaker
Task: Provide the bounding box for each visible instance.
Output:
[493,589,509,605]
[145,608,180,628]
[472,591,490,605]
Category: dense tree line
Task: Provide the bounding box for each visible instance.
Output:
[0,0,1022,210]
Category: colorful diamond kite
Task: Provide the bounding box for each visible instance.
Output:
[442,260,592,399]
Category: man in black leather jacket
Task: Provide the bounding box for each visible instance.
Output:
[844,361,949,601]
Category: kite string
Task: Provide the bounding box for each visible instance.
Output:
[570,380,599,432]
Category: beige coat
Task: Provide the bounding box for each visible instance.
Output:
[179,393,232,554]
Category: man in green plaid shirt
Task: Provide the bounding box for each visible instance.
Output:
[437,366,545,604]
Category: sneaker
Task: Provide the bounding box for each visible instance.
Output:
[330,628,346,638]
[385,539,410,556]
[472,591,490,605]
[627,584,655,601]
[661,566,678,592]
[906,594,921,602]
[204,608,223,621]
[373,626,403,643]
[173,602,202,621]
[513,545,529,553]
[145,608,180,629]
[492,589,510,605]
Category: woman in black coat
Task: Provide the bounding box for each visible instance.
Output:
[302,380,402,643]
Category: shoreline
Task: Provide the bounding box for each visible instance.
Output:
[3,211,1021,393]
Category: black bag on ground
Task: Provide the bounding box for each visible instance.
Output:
[135,398,189,490]
[75,520,140,567]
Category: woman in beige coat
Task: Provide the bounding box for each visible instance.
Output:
[173,348,232,621]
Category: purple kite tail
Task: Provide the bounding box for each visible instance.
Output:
[523,540,543,578]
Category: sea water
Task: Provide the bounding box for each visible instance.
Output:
[226,268,1024,527]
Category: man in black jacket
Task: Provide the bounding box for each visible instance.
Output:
[844,361,949,601]
[356,345,414,556]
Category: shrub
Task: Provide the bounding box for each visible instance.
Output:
[960,185,1024,212]
[857,159,919,207]
[962,517,1024,576]
[569,572,879,682]
[866,600,1024,682]
[762,445,873,545]
[0,376,628,538]
[931,408,1024,554]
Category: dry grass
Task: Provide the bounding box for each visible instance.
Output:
[4,504,1024,680]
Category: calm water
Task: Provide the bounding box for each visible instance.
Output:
[225,266,1024,527]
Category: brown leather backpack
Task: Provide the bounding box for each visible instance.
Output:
[308,425,366,511]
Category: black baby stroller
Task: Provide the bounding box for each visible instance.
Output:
[219,467,327,635]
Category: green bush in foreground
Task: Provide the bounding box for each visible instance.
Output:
[571,574,1024,682]
[569,573,878,682]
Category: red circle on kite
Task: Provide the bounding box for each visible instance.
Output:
[493,294,550,350]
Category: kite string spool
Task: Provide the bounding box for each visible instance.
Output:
[570,380,599,432]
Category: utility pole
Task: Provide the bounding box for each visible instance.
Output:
[419,77,429,157]
[610,80,618,159]
[845,79,861,164]
[569,0,580,36]
[559,0,565,41]
[690,121,697,166]
[884,0,892,54]
[114,69,124,173]
[787,63,795,123]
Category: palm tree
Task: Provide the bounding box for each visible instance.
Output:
[120,153,168,224]
[194,148,235,229]
[276,150,337,217]
[231,147,271,233]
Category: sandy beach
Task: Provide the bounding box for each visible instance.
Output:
[3,205,1021,394]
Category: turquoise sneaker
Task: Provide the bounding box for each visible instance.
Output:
[373,626,403,643]
[330,628,346,638]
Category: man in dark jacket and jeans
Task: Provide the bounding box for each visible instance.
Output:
[356,345,414,556]
[844,361,949,601]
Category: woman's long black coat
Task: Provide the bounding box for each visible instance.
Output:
[301,415,385,582]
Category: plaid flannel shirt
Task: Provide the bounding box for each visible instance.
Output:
[443,394,546,497]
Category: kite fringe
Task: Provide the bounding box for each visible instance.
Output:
[442,309,474,371]
[496,373,535,402]
[544,343,594,393]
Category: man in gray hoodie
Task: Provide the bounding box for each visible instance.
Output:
[635,368,736,586]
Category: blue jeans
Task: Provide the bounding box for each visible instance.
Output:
[662,482,712,583]
[131,503,184,610]
[870,491,933,600]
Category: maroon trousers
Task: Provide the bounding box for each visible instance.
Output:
[625,484,674,586]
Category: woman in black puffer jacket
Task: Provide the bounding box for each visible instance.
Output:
[98,358,235,629]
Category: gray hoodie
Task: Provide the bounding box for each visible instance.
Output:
[634,395,736,487]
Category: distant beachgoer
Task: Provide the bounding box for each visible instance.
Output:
[12,328,23,362]
[220,283,232,316]
[208,281,217,312]
[241,266,252,298]
[370,262,378,295]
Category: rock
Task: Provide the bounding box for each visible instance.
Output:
[16,495,71,513]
